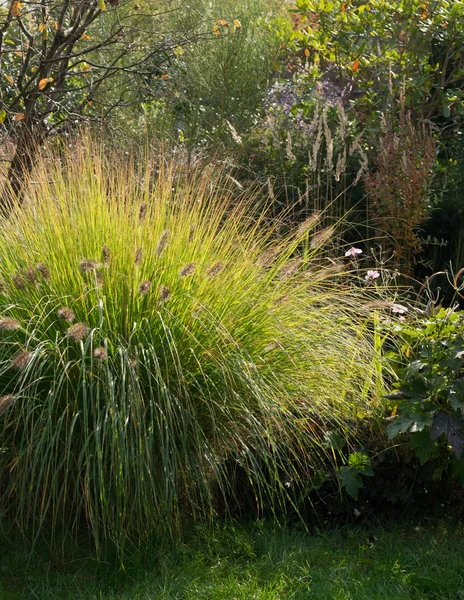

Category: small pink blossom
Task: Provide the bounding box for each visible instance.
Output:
[365,270,380,282]
[344,247,363,258]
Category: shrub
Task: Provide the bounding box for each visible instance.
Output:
[387,306,464,483]
[0,143,382,554]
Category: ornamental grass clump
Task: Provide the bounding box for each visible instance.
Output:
[0,144,382,554]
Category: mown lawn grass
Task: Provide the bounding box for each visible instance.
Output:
[1,519,463,600]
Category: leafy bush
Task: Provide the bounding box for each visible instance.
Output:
[0,143,382,554]
[387,307,464,482]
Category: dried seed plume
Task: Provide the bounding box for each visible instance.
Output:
[179,263,196,278]
[0,394,15,415]
[155,230,170,257]
[159,285,172,302]
[93,347,108,361]
[57,307,75,322]
[206,261,224,278]
[37,264,51,281]
[11,350,32,370]
[138,280,152,295]
[0,317,21,331]
[67,322,89,341]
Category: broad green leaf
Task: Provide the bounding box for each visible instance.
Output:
[348,452,374,476]
[339,466,363,500]
[410,430,435,464]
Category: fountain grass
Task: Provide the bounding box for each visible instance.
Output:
[0,144,384,555]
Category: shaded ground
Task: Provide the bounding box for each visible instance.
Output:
[0,519,463,599]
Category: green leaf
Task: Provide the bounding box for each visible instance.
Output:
[410,430,435,465]
[322,430,346,451]
[443,105,451,117]
[339,466,363,500]
[387,416,414,439]
[452,457,464,482]
[430,411,464,458]
[0,110,6,124]
[348,451,374,476]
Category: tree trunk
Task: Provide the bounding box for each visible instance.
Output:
[2,121,44,216]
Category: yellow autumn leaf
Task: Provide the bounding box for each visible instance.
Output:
[9,1,21,18]
[80,33,92,41]
[81,63,91,72]
[5,74,14,84]
[217,19,229,26]
[38,77,53,90]
[161,74,171,79]
[304,48,310,57]
[233,19,241,28]
[13,113,25,121]
[213,24,219,36]
[31,66,37,73]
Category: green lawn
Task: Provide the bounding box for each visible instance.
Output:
[1,520,463,599]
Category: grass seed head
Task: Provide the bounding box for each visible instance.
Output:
[139,203,148,222]
[102,245,111,265]
[135,247,143,266]
[67,322,89,341]
[0,317,21,331]
[310,226,335,249]
[296,212,322,237]
[11,350,32,370]
[24,267,38,285]
[0,394,15,415]
[37,264,51,281]
[57,307,75,322]
[179,263,196,278]
[93,347,108,361]
[155,230,170,257]
[206,261,224,278]
[12,274,25,291]
[159,285,172,302]
[278,258,302,280]
[80,259,101,273]
[138,280,152,295]
[258,247,279,267]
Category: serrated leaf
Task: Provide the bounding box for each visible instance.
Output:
[348,452,373,476]
[409,430,435,465]
[387,416,414,439]
[339,466,363,500]
[430,411,464,458]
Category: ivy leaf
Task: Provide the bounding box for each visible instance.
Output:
[339,466,363,500]
[430,411,464,458]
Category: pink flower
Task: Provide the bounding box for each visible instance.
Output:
[365,270,380,281]
[345,247,363,257]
